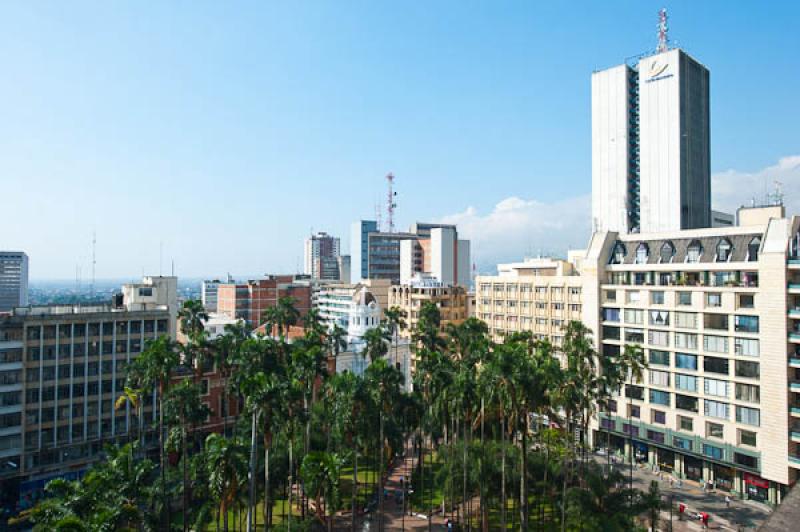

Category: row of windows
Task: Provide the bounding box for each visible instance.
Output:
[480,284,581,296]
[649,370,760,402]
[26,320,168,340]
[622,385,761,426]
[604,308,759,333]
[26,339,144,361]
[610,237,761,265]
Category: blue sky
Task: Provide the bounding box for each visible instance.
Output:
[1,1,798,279]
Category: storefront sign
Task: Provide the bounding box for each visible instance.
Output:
[744,473,768,489]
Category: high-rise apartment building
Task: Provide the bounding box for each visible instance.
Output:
[216,275,311,328]
[304,232,342,280]
[0,252,29,313]
[592,48,710,234]
[351,221,470,285]
[582,206,800,505]
[0,276,177,509]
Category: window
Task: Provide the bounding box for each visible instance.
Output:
[687,240,703,263]
[649,389,670,406]
[651,291,665,305]
[706,293,722,308]
[738,294,755,309]
[675,332,698,350]
[739,430,757,447]
[704,335,729,354]
[659,241,675,263]
[675,394,698,412]
[625,329,644,343]
[735,338,759,357]
[675,353,698,370]
[736,383,760,403]
[649,370,670,387]
[624,309,644,325]
[735,315,759,333]
[622,424,639,437]
[603,326,620,340]
[704,378,728,398]
[747,237,761,261]
[704,313,728,330]
[734,453,758,469]
[674,312,697,329]
[602,308,620,323]
[703,444,724,460]
[611,242,626,264]
[606,290,617,302]
[677,291,692,306]
[704,356,729,375]
[652,410,666,424]
[603,344,620,357]
[635,243,649,264]
[648,330,669,347]
[704,400,729,419]
[736,406,760,427]
[647,430,665,443]
[678,415,694,431]
[706,422,724,439]
[626,291,641,304]
[716,239,733,262]
[626,386,644,401]
[674,436,692,450]
[675,374,698,392]
[628,405,640,418]
[649,310,669,326]
[735,360,760,379]
[649,350,670,366]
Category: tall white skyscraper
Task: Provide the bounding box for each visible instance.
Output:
[0,252,29,312]
[592,40,710,233]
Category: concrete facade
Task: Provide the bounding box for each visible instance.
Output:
[0,252,29,313]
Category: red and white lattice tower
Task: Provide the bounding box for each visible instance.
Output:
[657,8,669,53]
[386,173,397,233]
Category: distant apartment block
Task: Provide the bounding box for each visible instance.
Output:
[216,275,311,328]
[475,256,584,347]
[304,232,343,281]
[313,279,391,331]
[351,221,470,285]
[0,252,29,313]
[388,279,469,338]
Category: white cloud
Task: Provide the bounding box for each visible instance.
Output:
[439,194,591,273]
[441,155,800,273]
[712,155,800,215]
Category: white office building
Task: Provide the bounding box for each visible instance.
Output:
[0,252,29,313]
[592,48,710,234]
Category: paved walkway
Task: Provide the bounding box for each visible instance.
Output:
[597,453,771,530]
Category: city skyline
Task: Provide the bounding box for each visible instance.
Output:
[1,1,798,279]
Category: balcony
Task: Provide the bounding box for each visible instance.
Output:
[791,407,800,417]
[788,258,800,269]
[790,309,800,319]
[792,431,800,443]
[790,332,800,343]
[791,383,800,393]
[790,456,800,468]
[789,284,800,294]
[790,358,800,369]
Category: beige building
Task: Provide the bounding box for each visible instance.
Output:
[388,279,469,338]
[581,205,800,505]
[475,257,584,347]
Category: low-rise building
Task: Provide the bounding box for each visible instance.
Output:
[388,277,469,338]
[475,257,584,346]
[216,275,311,328]
[313,279,391,331]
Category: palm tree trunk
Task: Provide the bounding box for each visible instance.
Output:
[287,436,293,532]
[183,418,188,532]
[501,414,506,531]
[159,390,168,531]
[352,449,358,532]
[264,433,271,531]
[379,408,385,532]
[521,424,528,532]
[247,411,256,532]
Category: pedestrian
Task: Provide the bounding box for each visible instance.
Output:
[725,495,731,508]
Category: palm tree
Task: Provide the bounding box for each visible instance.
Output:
[384,306,407,366]
[262,296,300,341]
[619,342,647,501]
[126,334,181,529]
[363,325,390,363]
[115,385,144,448]
[300,451,344,531]
[205,433,248,532]
[327,323,348,370]
[163,379,211,532]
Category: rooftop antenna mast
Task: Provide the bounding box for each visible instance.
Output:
[90,232,96,295]
[386,173,397,233]
[657,8,669,53]
[375,202,382,232]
